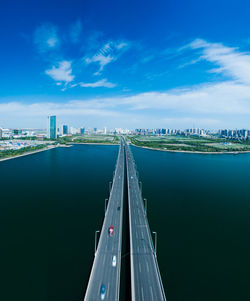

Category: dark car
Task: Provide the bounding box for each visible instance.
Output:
[100,284,106,300]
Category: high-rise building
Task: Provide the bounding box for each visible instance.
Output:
[0,128,2,139]
[47,115,57,139]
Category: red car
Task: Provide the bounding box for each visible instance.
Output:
[108,226,114,237]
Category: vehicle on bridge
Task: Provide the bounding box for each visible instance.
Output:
[108,226,114,237]
[100,284,106,300]
[112,255,117,267]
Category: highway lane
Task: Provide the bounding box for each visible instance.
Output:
[125,142,167,301]
[84,140,125,301]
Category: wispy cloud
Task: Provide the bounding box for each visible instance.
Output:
[85,52,114,74]
[45,61,74,83]
[79,79,116,88]
[84,40,130,74]
[34,23,60,52]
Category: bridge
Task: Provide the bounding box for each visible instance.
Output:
[84,138,166,300]
[125,142,166,301]
[84,139,125,300]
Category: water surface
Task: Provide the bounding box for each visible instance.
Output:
[1,145,250,300]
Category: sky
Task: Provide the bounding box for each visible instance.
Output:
[1,0,250,129]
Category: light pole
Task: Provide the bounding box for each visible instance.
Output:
[95,230,100,254]
[105,199,108,214]
[153,231,157,255]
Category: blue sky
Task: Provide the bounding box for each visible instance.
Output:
[1,0,250,129]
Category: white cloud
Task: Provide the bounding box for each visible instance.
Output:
[34,23,60,52]
[2,78,250,128]
[45,61,74,83]
[188,38,250,84]
[79,79,116,88]
[85,53,114,74]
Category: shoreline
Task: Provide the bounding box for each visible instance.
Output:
[0,143,118,162]
[0,145,59,162]
[131,144,250,155]
[70,142,119,145]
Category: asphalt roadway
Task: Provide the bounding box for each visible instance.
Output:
[125,142,167,301]
[84,139,125,301]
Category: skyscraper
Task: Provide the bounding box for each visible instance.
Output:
[47,115,57,139]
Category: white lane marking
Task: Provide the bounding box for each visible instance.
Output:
[146,261,149,273]
[139,262,141,273]
[141,287,145,301]
[150,286,154,300]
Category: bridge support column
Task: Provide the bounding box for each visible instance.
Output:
[95,230,100,254]
[105,198,108,214]
[153,231,157,255]
[144,198,147,215]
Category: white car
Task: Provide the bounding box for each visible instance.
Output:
[112,255,117,267]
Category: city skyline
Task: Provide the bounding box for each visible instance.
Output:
[1,1,250,129]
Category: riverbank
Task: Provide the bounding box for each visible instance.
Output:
[131,143,250,154]
[0,144,59,162]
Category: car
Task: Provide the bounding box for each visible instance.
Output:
[100,284,106,300]
[117,206,120,211]
[112,255,117,267]
[108,226,114,237]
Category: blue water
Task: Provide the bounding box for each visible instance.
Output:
[1,144,250,300]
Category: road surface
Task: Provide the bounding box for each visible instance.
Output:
[84,140,125,301]
[125,141,167,301]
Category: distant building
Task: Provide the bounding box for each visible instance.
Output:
[13,129,22,135]
[0,128,2,139]
[47,115,57,139]
[62,125,68,135]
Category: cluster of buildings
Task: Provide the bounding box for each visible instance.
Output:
[47,115,130,139]
[0,128,45,139]
[133,128,208,136]
[218,129,250,140]
[1,115,250,141]
[0,140,49,151]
